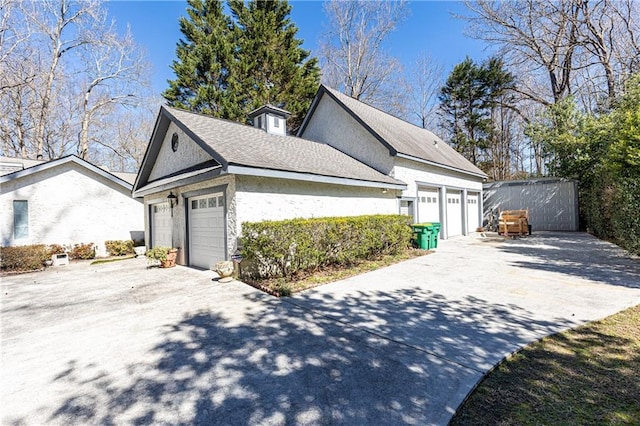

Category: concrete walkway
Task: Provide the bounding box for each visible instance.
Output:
[2,232,639,425]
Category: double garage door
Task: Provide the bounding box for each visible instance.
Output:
[151,193,225,270]
[416,188,481,238]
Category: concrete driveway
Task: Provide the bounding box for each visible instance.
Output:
[2,232,639,425]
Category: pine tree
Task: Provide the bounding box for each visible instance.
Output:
[164,0,320,132]
[439,57,514,169]
[163,0,236,117]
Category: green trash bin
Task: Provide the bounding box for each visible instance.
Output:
[411,223,435,249]
[430,222,441,248]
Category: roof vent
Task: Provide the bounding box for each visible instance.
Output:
[248,104,291,136]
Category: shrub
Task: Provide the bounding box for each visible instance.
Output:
[105,240,135,256]
[0,244,49,272]
[47,244,66,257]
[240,214,412,280]
[69,243,95,260]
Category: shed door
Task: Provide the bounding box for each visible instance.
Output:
[151,203,172,248]
[446,190,463,237]
[467,192,480,232]
[418,188,439,223]
[188,193,225,269]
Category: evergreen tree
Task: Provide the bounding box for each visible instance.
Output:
[164,0,320,132]
[164,0,236,117]
[439,57,514,169]
[229,0,320,131]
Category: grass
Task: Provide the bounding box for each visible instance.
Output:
[90,255,137,265]
[450,304,640,426]
[243,248,432,296]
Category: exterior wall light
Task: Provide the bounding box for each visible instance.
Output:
[167,192,178,216]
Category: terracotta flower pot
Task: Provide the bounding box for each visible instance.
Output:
[161,249,178,268]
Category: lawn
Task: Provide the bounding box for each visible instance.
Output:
[450,304,640,425]
[243,248,432,296]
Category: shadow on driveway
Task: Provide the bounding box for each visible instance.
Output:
[497,232,640,289]
[39,288,569,425]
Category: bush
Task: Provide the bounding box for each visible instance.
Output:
[105,240,135,256]
[69,243,95,260]
[47,244,66,257]
[0,245,49,271]
[240,214,413,280]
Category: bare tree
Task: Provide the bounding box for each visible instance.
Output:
[0,0,151,169]
[464,0,581,105]
[77,23,150,159]
[319,0,408,114]
[407,53,443,129]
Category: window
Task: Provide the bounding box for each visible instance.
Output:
[273,117,280,128]
[218,196,224,207]
[13,200,28,239]
[257,116,263,129]
[191,200,198,210]
[199,199,207,209]
[208,197,216,208]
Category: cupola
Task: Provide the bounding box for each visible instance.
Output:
[248,104,291,136]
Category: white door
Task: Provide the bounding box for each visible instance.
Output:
[446,190,463,237]
[189,193,225,269]
[151,202,172,248]
[417,188,439,224]
[467,192,480,232]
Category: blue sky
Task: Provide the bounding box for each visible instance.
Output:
[106,1,492,96]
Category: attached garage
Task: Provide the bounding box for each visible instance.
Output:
[417,187,440,223]
[151,202,172,248]
[467,192,480,232]
[188,193,226,269]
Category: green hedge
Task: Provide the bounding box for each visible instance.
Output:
[105,240,135,256]
[583,175,640,255]
[240,214,413,280]
[1,244,50,272]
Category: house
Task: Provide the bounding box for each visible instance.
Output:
[298,85,487,239]
[0,155,144,257]
[132,85,487,269]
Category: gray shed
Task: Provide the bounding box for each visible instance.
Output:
[483,178,579,232]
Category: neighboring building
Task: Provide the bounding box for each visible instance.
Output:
[133,86,487,269]
[298,85,487,238]
[484,178,579,231]
[0,155,144,257]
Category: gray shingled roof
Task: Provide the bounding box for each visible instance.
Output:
[164,106,404,186]
[318,85,487,177]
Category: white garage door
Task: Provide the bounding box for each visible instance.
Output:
[446,190,463,237]
[151,202,172,248]
[418,187,440,224]
[467,192,480,232]
[189,193,225,269]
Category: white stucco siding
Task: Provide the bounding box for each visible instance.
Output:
[301,96,395,174]
[148,122,213,181]
[142,174,237,264]
[0,163,143,257]
[235,175,398,235]
[393,158,483,196]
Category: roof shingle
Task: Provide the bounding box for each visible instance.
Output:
[164,106,404,186]
[319,85,487,177]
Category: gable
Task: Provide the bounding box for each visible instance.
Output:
[299,94,395,175]
[300,85,487,179]
[148,122,215,182]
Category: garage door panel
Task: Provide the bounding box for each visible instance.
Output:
[151,203,172,248]
[189,193,225,269]
[418,188,439,224]
[467,192,480,232]
[446,191,462,237]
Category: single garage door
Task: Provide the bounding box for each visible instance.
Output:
[446,190,463,237]
[151,202,172,248]
[418,187,440,224]
[189,193,225,269]
[467,192,480,232]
